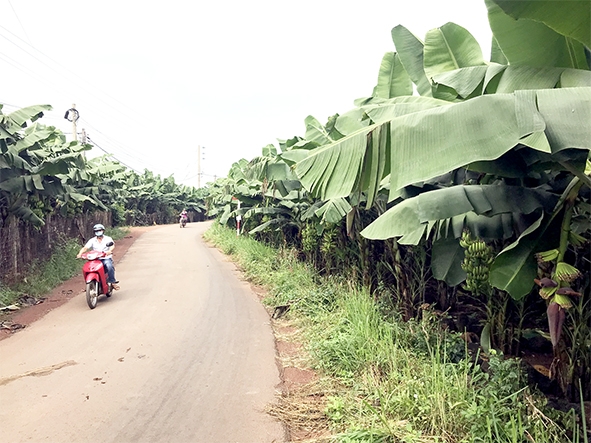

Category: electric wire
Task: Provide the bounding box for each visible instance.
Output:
[0,51,71,100]
[0,100,23,109]
[0,24,151,128]
[0,51,168,176]
[0,22,211,183]
[79,117,159,168]
[0,24,178,173]
[7,0,32,45]
[85,136,143,174]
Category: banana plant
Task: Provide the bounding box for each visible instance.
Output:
[0,105,96,225]
[1,104,207,227]
[291,7,591,299]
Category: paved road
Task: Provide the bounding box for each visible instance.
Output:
[0,221,285,443]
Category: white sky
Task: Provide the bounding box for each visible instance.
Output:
[1,0,492,188]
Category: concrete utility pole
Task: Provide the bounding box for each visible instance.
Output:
[64,104,79,142]
[197,145,201,188]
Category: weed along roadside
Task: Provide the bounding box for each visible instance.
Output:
[204,223,589,443]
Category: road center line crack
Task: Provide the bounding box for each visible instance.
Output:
[0,360,78,386]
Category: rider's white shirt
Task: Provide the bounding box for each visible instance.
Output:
[84,235,114,255]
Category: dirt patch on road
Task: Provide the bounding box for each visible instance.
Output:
[0,226,158,340]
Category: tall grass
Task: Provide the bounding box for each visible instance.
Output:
[206,223,578,442]
[310,290,571,442]
[205,224,317,303]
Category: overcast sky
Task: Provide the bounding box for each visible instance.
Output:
[1,0,492,188]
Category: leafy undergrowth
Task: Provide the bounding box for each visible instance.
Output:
[0,227,130,308]
[205,224,584,443]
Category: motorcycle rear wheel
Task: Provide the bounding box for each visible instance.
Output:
[86,281,99,309]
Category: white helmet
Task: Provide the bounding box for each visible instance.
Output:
[93,224,105,236]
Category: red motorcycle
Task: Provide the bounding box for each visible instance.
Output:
[79,241,114,309]
[179,214,187,228]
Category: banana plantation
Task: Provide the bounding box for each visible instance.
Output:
[0,104,207,282]
[205,0,591,413]
[1,0,590,440]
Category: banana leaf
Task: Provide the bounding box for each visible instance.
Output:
[486,0,589,69]
[14,125,57,152]
[391,25,432,96]
[296,127,371,199]
[434,65,591,98]
[491,0,590,48]
[432,66,489,98]
[360,185,558,244]
[304,115,333,146]
[248,217,299,235]
[372,52,413,99]
[7,198,44,226]
[0,150,32,171]
[431,237,466,286]
[219,204,232,225]
[334,108,369,136]
[243,206,291,219]
[314,198,352,225]
[489,212,547,299]
[294,88,591,203]
[362,96,449,125]
[0,175,45,193]
[3,105,52,133]
[423,22,486,80]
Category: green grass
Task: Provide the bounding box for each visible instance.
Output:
[0,226,130,307]
[205,223,579,443]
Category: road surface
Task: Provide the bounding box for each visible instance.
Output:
[0,221,285,443]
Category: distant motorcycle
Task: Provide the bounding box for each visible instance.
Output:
[79,242,114,309]
[180,215,187,228]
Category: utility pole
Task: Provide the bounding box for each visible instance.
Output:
[71,104,77,141]
[64,104,79,142]
[197,145,201,188]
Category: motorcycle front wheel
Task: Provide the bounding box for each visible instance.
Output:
[86,281,99,309]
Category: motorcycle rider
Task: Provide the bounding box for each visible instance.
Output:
[179,209,188,224]
[76,224,120,290]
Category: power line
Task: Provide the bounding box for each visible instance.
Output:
[1,96,172,178]
[0,100,23,109]
[0,24,175,167]
[7,0,32,45]
[85,136,143,174]
[80,118,159,168]
[0,24,150,128]
[0,50,71,100]
[0,24,210,182]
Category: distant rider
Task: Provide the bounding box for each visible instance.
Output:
[180,209,188,223]
[76,224,120,290]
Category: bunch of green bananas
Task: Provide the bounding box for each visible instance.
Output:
[460,230,494,295]
[301,223,319,253]
[320,227,337,256]
[535,249,583,308]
